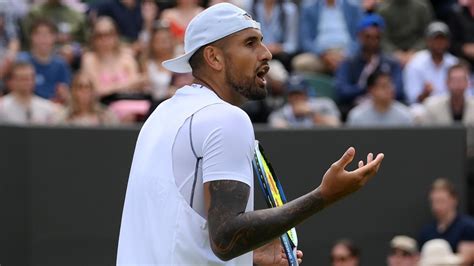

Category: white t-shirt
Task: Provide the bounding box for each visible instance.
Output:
[403,50,458,104]
[173,102,255,218]
[117,85,254,265]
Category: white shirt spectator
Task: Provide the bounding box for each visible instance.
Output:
[0,94,60,124]
[420,94,474,126]
[404,50,458,104]
[347,101,414,126]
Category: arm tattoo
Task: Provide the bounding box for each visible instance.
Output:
[207,180,327,261]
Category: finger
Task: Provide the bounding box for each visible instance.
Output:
[297,250,303,258]
[358,160,363,168]
[367,153,373,164]
[356,153,384,176]
[333,147,355,169]
[373,153,384,172]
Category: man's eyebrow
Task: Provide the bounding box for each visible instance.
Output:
[243,35,263,43]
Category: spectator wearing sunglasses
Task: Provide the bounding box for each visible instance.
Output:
[387,235,419,266]
[330,239,360,266]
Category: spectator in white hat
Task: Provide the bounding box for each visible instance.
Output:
[387,235,419,266]
[419,239,462,266]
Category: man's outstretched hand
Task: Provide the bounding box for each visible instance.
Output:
[319,147,384,205]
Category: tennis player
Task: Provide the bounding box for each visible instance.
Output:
[117,3,384,265]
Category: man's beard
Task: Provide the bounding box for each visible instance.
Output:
[224,58,267,101]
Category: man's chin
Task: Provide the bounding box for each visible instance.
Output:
[247,86,268,101]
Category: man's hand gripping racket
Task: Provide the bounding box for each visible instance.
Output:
[253,141,299,266]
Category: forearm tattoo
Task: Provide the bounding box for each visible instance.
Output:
[207,180,326,261]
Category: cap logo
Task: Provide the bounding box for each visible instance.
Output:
[243,13,253,20]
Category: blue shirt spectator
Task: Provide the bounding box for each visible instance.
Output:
[419,214,474,252]
[250,0,298,55]
[17,51,71,100]
[300,0,362,56]
[335,14,404,107]
[418,178,474,253]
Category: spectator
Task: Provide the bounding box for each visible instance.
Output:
[419,178,474,253]
[269,75,341,128]
[22,0,87,44]
[0,9,20,92]
[141,21,175,104]
[81,17,148,122]
[161,0,203,45]
[447,0,474,71]
[0,62,60,124]
[420,63,474,126]
[55,72,118,126]
[404,21,458,105]
[330,239,360,266]
[92,0,146,43]
[136,0,159,49]
[419,239,462,266]
[377,0,433,66]
[346,71,413,126]
[387,235,419,266]
[17,18,72,103]
[22,0,87,67]
[249,0,298,69]
[82,17,145,100]
[335,14,403,116]
[296,0,363,74]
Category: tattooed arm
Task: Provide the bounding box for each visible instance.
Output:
[205,147,384,261]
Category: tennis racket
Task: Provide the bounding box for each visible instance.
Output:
[252,140,299,266]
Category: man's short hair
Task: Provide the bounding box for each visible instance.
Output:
[30,18,57,35]
[447,62,470,79]
[333,239,360,257]
[188,46,206,73]
[6,61,34,80]
[431,178,458,199]
[366,70,390,89]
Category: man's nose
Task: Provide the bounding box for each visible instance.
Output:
[260,43,272,62]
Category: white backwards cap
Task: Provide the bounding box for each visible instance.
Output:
[162,3,261,73]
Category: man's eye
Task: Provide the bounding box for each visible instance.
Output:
[246,41,255,47]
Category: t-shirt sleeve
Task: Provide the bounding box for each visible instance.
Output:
[461,216,474,241]
[194,103,255,186]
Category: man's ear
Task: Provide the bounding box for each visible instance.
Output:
[202,46,224,72]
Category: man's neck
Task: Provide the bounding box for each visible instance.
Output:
[193,74,243,106]
[431,53,444,66]
[362,50,376,61]
[32,49,52,63]
[373,100,391,113]
[13,91,33,105]
[437,211,457,232]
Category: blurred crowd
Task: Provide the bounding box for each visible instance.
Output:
[330,178,474,266]
[0,0,474,127]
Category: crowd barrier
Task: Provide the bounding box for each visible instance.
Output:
[0,125,468,265]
